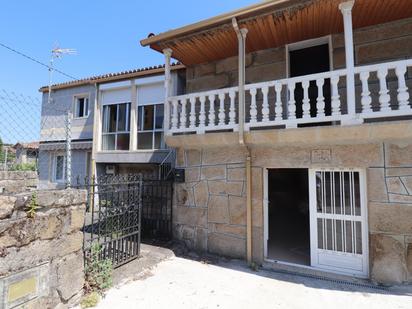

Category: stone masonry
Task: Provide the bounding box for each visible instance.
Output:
[0,171,38,194]
[172,139,412,285]
[0,189,86,308]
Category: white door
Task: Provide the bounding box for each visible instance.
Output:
[309,169,368,277]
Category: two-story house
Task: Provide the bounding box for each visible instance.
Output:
[140,0,412,284]
[38,64,185,188]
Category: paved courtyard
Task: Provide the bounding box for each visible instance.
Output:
[95,255,412,309]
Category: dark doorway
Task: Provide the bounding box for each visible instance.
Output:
[289,43,332,120]
[267,169,310,265]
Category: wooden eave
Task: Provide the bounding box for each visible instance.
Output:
[142,0,412,65]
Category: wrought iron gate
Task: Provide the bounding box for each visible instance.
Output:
[81,174,173,268]
[82,174,143,268]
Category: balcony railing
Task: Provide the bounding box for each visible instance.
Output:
[167,59,412,134]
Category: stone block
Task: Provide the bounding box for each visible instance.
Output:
[252,227,264,264]
[332,144,384,167]
[174,207,207,228]
[386,168,412,177]
[0,195,16,219]
[385,141,412,167]
[370,234,407,284]
[386,177,408,194]
[227,168,245,181]
[176,148,185,167]
[214,224,245,238]
[186,149,202,167]
[208,233,246,259]
[246,62,285,84]
[195,228,208,252]
[215,54,253,74]
[193,63,216,78]
[201,165,226,180]
[185,167,201,182]
[252,47,285,66]
[187,74,230,93]
[388,193,412,204]
[228,195,246,225]
[401,176,412,194]
[367,168,388,202]
[175,183,195,206]
[181,226,195,239]
[208,195,229,224]
[56,252,84,301]
[369,202,412,234]
[193,181,209,208]
[202,147,245,165]
[70,207,84,231]
[36,189,87,208]
[407,243,412,281]
[208,181,243,196]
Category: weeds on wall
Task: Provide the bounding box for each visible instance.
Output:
[26,192,39,218]
[84,243,113,294]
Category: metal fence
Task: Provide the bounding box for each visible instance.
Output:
[0,88,73,189]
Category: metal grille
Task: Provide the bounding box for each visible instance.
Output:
[141,179,173,239]
[82,174,142,268]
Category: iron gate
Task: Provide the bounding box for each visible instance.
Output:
[80,174,173,268]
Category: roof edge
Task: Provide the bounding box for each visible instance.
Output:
[140,0,293,47]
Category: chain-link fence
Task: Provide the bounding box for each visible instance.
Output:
[0,88,73,191]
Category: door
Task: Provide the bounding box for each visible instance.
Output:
[309,169,369,277]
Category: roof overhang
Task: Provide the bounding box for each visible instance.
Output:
[140,0,412,65]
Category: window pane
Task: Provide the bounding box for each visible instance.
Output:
[155,105,164,129]
[116,134,130,150]
[77,98,84,117]
[56,156,64,180]
[138,132,153,149]
[102,134,115,150]
[117,103,130,132]
[154,132,163,149]
[137,106,143,131]
[84,98,89,117]
[108,105,117,132]
[143,105,154,130]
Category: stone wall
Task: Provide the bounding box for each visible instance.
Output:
[172,139,412,285]
[0,171,38,194]
[0,189,86,308]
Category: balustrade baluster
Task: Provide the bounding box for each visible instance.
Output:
[179,98,187,128]
[316,78,325,117]
[395,63,410,110]
[171,100,178,130]
[218,93,226,126]
[377,68,390,112]
[288,82,296,120]
[229,90,236,125]
[199,95,206,130]
[250,88,257,124]
[302,80,310,118]
[360,71,372,113]
[274,82,282,121]
[261,86,269,122]
[331,74,341,116]
[208,94,216,127]
[189,96,196,129]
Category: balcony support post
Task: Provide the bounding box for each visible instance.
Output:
[163,48,173,135]
[339,1,360,125]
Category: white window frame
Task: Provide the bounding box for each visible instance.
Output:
[101,102,131,151]
[137,101,165,150]
[52,153,66,183]
[73,94,90,119]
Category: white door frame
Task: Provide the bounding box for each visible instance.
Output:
[263,167,369,278]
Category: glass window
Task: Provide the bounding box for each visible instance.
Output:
[54,155,65,182]
[75,97,89,118]
[102,103,131,151]
[137,103,164,150]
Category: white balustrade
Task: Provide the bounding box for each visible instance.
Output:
[166,59,412,134]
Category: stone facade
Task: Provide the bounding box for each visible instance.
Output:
[172,138,412,285]
[0,171,38,194]
[0,189,86,308]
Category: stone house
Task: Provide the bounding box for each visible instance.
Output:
[38,64,185,188]
[13,142,39,165]
[140,0,412,284]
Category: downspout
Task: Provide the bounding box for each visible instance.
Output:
[232,18,253,265]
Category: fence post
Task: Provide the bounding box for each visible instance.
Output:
[3,147,8,171]
[65,111,72,188]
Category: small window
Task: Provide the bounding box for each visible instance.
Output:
[102,102,131,151]
[137,104,164,150]
[54,155,65,182]
[74,97,89,118]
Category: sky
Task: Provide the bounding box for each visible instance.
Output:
[0,0,256,144]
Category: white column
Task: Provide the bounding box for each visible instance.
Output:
[339,1,359,124]
[163,48,173,135]
[129,81,137,151]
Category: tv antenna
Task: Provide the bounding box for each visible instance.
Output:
[47,45,77,104]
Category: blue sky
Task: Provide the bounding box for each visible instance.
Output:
[0,0,256,98]
[0,0,255,143]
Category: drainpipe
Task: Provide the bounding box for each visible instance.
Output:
[232,18,253,265]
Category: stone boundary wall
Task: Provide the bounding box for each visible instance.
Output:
[0,171,38,194]
[173,140,412,285]
[0,189,86,308]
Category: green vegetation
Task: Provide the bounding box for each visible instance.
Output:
[26,192,39,218]
[10,162,36,171]
[80,292,100,308]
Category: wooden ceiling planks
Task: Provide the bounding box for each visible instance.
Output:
[154,0,412,65]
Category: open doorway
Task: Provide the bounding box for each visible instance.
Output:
[267,169,310,265]
[288,39,332,121]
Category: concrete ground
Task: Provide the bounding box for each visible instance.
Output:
[94,245,412,309]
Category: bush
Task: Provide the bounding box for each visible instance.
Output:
[84,243,113,293]
[10,162,36,171]
[80,291,100,308]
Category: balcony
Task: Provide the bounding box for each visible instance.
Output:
[166,59,412,135]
